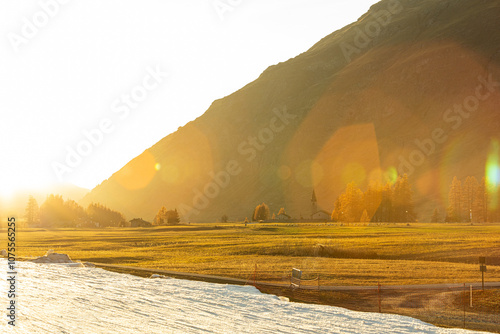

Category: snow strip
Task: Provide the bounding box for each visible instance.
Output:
[0,260,490,333]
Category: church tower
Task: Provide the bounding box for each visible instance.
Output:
[311,189,317,216]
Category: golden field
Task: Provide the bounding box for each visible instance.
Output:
[8,222,500,286]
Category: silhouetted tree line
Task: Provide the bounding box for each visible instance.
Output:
[332,174,416,223]
[87,202,127,227]
[154,206,180,225]
[25,194,126,228]
[445,176,494,223]
[25,195,40,225]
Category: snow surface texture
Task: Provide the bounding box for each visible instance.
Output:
[0,260,490,333]
[28,249,95,267]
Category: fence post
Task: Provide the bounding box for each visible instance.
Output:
[253,264,257,287]
[470,285,473,308]
[482,269,485,291]
[378,283,381,313]
[463,283,466,329]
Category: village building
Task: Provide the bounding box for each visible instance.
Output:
[310,190,333,221]
[130,218,152,227]
[276,212,291,221]
[312,210,331,220]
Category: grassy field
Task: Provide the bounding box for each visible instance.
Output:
[7,222,500,286]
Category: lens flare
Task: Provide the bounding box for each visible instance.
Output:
[295,159,324,187]
[486,139,500,210]
[277,165,292,180]
[115,150,157,190]
[161,164,181,184]
[342,162,366,185]
[384,166,398,185]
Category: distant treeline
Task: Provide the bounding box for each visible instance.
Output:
[332,174,416,223]
[246,175,416,223]
[25,195,126,228]
[153,206,180,226]
[246,174,500,224]
[445,176,500,223]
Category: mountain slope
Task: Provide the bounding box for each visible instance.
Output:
[81,0,500,222]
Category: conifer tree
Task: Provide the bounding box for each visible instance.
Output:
[24,195,40,226]
[373,183,393,222]
[154,206,168,225]
[462,176,478,222]
[363,181,382,219]
[360,209,370,223]
[332,175,416,223]
[447,177,462,222]
[166,209,180,225]
[87,202,125,227]
[40,195,89,227]
[337,182,363,222]
[473,177,488,223]
[393,174,416,222]
[431,208,440,223]
[331,197,342,221]
[253,203,270,221]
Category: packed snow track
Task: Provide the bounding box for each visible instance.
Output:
[0,260,489,333]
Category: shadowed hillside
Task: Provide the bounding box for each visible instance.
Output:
[81,0,500,222]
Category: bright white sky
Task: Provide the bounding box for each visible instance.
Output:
[0,0,378,197]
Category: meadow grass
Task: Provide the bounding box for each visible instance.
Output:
[7,222,500,286]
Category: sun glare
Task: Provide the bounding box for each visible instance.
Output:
[0,188,14,200]
[0,176,19,200]
[486,140,500,185]
[486,139,500,210]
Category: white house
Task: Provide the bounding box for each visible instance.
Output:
[310,190,332,221]
[311,210,331,220]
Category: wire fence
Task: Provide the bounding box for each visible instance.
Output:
[251,275,500,333]
[96,262,499,332]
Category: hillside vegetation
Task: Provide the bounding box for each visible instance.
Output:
[82,0,500,223]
